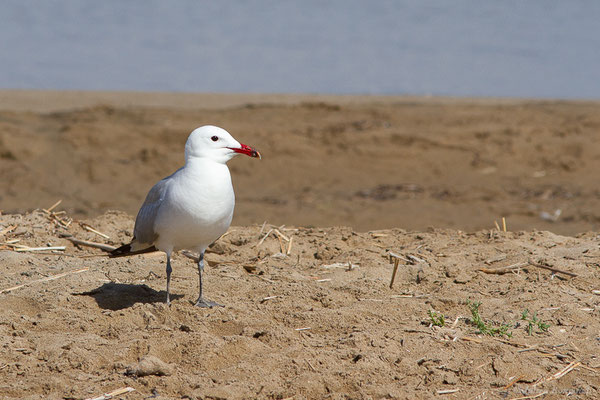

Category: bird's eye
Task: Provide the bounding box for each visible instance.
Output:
[211,136,219,142]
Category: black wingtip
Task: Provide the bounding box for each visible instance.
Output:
[109,243,158,258]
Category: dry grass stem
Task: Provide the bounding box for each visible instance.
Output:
[14,246,66,252]
[295,327,311,331]
[494,220,501,231]
[517,347,537,353]
[41,200,73,228]
[0,224,17,236]
[85,387,135,400]
[257,229,273,246]
[436,388,460,394]
[406,254,425,264]
[0,267,89,294]
[509,392,547,400]
[277,234,286,254]
[484,254,507,265]
[45,199,62,213]
[502,217,507,232]
[460,336,483,344]
[61,235,116,252]
[389,251,411,263]
[286,236,294,255]
[389,258,400,289]
[451,316,461,328]
[528,259,578,278]
[273,229,290,242]
[370,232,388,238]
[492,338,529,349]
[543,361,580,383]
[478,262,528,275]
[258,221,267,235]
[80,222,110,239]
[502,375,525,389]
[321,262,359,270]
[260,295,278,303]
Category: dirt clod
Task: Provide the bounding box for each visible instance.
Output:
[126,355,173,377]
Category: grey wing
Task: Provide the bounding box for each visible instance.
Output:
[133,177,170,245]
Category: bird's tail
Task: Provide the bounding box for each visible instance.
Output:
[109,242,158,258]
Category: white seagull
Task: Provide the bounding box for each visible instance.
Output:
[110,125,261,307]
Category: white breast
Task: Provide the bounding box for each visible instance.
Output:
[153,159,235,253]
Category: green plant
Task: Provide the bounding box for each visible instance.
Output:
[467,300,512,338]
[428,310,446,327]
[521,309,550,335]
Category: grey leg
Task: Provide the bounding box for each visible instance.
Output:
[194,251,223,308]
[165,253,172,305]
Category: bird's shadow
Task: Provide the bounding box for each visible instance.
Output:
[74,282,184,310]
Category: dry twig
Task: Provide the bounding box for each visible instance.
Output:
[508,392,547,400]
[0,268,89,294]
[85,387,135,400]
[14,246,66,252]
[257,229,273,246]
[41,199,72,228]
[389,258,400,288]
[478,262,528,275]
[260,295,278,303]
[528,259,578,278]
[0,225,17,236]
[484,254,507,265]
[46,199,62,213]
[502,375,525,390]
[60,234,116,252]
[437,388,460,395]
[273,228,290,242]
[321,262,359,270]
[542,361,580,383]
[79,222,110,239]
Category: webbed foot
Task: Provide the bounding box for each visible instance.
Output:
[194,297,224,308]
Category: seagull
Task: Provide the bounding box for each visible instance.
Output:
[110,125,261,307]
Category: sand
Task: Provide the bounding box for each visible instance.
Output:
[0,91,599,399]
[2,91,600,235]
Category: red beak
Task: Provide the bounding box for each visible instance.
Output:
[229,143,261,159]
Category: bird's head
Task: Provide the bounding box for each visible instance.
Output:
[185,125,261,164]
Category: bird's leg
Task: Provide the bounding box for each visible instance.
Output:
[165,253,172,305]
[194,251,223,308]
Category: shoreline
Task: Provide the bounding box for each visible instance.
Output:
[0,89,598,113]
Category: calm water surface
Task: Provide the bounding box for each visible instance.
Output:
[1,1,599,98]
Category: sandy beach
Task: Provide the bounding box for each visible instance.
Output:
[2,90,600,235]
[1,90,599,399]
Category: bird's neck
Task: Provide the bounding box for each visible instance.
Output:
[184,157,231,177]
[185,156,225,167]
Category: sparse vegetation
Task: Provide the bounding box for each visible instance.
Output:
[521,309,550,335]
[427,310,446,327]
[467,300,512,338]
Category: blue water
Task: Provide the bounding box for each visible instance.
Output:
[1,1,599,98]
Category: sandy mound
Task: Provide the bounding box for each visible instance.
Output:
[1,209,599,399]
